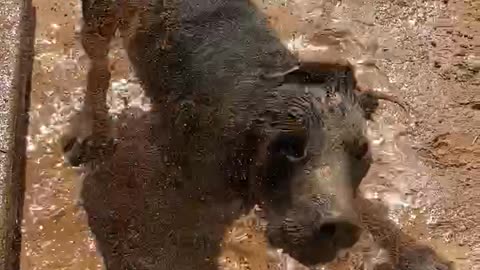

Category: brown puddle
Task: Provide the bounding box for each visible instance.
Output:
[20,0,478,269]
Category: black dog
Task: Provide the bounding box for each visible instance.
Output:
[63,0,401,268]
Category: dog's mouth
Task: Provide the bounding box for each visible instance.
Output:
[266,222,342,266]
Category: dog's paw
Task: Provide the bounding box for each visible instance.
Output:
[60,111,115,166]
[62,134,117,166]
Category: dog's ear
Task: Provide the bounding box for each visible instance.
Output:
[259,64,410,121]
[289,51,410,120]
[356,90,409,120]
[357,91,380,120]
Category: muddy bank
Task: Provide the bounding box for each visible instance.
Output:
[20,0,478,269]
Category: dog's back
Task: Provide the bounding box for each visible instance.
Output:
[118,0,297,107]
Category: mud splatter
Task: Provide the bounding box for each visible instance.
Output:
[20,0,478,269]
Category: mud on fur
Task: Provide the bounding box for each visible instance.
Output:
[63,0,409,268]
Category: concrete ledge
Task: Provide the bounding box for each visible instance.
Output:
[0,0,35,269]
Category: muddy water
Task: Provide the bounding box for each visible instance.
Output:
[20,0,476,269]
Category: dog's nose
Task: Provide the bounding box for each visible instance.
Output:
[315,219,362,249]
[294,218,362,266]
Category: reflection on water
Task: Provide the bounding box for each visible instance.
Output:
[20,0,471,269]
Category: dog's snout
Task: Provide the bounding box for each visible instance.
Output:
[316,219,361,249]
[268,211,363,266]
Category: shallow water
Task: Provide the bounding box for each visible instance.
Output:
[20,0,478,269]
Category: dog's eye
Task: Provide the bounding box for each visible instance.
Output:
[346,137,370,161]
[269,133,308,162]
[344,138,370,160]
[263,133,308,191]
[353,141,369,160]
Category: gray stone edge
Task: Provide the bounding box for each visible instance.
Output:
[0,0,35,269]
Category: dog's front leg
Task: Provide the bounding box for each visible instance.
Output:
[62,0,119,166]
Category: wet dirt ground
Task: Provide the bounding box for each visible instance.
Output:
[20,0,479,269]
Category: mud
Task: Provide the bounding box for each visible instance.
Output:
[20,0,479,269]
